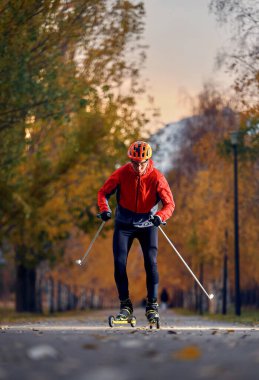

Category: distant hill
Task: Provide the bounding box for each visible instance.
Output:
[150,108,236,173]
[150,117,190,173]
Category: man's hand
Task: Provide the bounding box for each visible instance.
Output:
[150,215,163,227]
[100,211,112,221]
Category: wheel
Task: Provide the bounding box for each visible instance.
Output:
[108,315,115,328]
[156,318,160,329]
[130,316,136,327]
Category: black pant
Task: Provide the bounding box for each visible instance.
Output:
[113,223,159,301]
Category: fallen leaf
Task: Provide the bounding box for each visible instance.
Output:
[82,343,98,350]
[90,334,107,341]
[172,345,202,360]
[144,350,159,358]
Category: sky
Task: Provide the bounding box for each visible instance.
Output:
[139,0,232,126]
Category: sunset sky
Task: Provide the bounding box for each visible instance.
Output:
[140,0,233,126]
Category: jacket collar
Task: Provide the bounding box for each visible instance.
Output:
[127,159,154,177]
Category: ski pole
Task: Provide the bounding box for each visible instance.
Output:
[75,217,107,266]
[158,226,214,300]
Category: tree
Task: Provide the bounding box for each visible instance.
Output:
[209,0,259,108]
[0,0,147,311]
[209,0,259,162]
[0,0,146,130]
[166,83,259,311]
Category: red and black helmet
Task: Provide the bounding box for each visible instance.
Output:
[127,141,152,161]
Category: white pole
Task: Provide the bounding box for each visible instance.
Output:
[75,221,106,266]
[159,226,214,300]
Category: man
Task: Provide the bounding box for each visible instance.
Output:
[98,141,175,324]
[160,287,169,311]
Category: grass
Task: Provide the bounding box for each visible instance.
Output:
[0,308,96,324]
[1,306,259,326]
[173,307,259,325]
[203,309,259,325]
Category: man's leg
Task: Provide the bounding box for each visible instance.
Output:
[137,226,159,301]
[113,223,134,301]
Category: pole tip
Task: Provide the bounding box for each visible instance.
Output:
[209,294,214,300]
[75,259,82,265]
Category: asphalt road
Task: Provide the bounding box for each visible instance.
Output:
[1,308,259,380]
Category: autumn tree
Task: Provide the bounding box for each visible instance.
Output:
[0,0,148,311]
[209,0,258,107]
[209,0,259,164]
[164,83,259,311]
[173,86,234,309]
[207,2,259,310]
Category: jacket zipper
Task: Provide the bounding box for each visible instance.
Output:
[135,176,140,212]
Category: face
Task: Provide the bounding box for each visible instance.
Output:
[131,159,149,175]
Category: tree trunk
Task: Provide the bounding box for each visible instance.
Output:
[15,263,36,312]
[222,229,228,315]
[66,285,72,310]
[57,281,63,311]
[15,245,37,313]
[36,273,43,313]
[199,262,204,315]
[49,277,55,314]
[194,279,199,312]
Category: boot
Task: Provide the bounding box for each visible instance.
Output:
[145,298,159,323]
[115,298,133,321]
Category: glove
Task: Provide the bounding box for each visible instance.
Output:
[150,215,163,227]
[100,211,112,221]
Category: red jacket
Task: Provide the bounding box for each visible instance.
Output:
[98,160,175,226]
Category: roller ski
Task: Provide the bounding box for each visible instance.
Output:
[108,299,136,328]
[146,299,160,329]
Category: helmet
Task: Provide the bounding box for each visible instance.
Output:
[127,141,152,161]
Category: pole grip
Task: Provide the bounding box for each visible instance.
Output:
[149,215,166,225]
[97,212,112,220]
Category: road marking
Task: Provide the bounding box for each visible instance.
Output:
[1,325,259,332]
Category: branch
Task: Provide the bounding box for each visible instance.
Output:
[231,54,258,73]
[0,0,10,16]
[0,100,49,118]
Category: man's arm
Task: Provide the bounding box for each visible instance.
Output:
[155,175,175,221]
[97,170,120,213]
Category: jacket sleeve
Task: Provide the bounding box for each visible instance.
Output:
[97,170,120,213]
[155,174,175,221]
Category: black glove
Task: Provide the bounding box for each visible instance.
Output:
[150,215,163,227]
[100,211,112,221]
